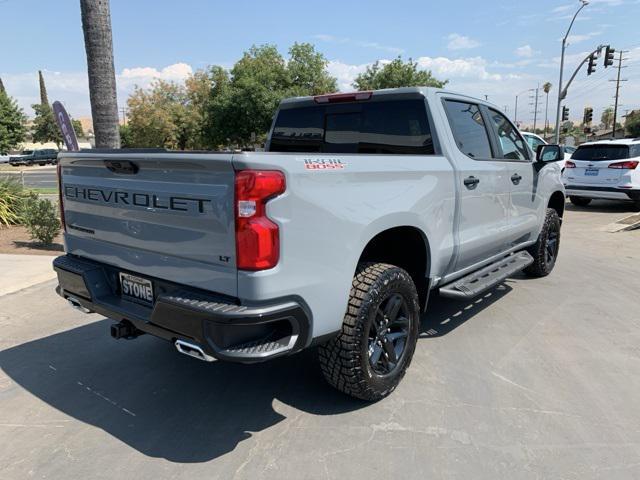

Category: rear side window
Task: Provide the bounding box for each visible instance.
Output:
[572,145,630,161]
[443,100,492,159]
[269,99,435,155]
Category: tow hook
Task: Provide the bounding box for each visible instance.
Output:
[110,320,144,340]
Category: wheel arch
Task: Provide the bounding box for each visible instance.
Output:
[357,225,431,310]
[548,190,566,218]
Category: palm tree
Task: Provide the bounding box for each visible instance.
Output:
[543,82,552,137]
[80,0,120,148]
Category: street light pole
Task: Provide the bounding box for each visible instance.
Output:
[554,0,589,144]
[515,89,533,127]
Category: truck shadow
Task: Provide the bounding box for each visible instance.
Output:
[0,284,512,463]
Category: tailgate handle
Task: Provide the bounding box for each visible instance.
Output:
[104,160,139,174]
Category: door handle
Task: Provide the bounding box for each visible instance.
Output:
[511,173,522,185]
[463,176,480,189]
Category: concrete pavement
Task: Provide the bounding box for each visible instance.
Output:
[0,200,639,479]
[0,254,57,296]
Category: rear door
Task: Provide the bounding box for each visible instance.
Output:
[565,144,631,186]
[440,97,511,270]
[59,152,238,296]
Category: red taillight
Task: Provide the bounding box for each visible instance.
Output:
[235,170,285,271]
[57,162,66,231]
[608,160,639,169]
[313,91,372,104]
[565,160,576,168]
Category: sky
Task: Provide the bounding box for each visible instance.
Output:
[1,0,639,128]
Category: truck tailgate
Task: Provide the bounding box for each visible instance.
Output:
[59,152,238,296]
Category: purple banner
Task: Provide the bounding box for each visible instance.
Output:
[53,101,80,152]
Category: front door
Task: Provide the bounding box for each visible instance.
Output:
[485,108,543,246]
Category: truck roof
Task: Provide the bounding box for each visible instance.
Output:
[279,87,500,110]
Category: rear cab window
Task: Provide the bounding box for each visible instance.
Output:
[268,96,435,155]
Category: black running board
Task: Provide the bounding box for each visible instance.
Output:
[439,251,534,300]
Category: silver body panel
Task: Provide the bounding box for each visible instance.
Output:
[58,88,564,341]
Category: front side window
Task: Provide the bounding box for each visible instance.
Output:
[269,98,434,155]
[488,110,529,161]
[443,100,492,159]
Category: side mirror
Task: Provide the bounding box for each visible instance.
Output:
[536,144,564,163]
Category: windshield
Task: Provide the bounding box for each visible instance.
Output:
[572,145,629,161]
[22,150,33,155]
[523,134,546,151]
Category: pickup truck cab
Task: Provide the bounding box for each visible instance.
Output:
[10,149,59,166]
[53,87,565,400]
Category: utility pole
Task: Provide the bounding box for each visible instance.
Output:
[530,86,540,132]
[610,50,627,138]
[121,107,127,125]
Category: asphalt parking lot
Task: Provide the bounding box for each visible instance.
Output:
[1,200,639,480]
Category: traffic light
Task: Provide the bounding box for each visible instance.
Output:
[587,54,597,75]
[583,107,593,124]
[562,106,569,122]
[604,45,616,68]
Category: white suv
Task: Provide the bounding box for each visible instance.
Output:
[562,139,640,210]
[522,132,571,168]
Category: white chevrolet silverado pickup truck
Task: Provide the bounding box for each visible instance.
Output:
[53,87,565,400]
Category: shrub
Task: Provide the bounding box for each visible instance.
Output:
[0,178,28,226]
[21,196,60,245]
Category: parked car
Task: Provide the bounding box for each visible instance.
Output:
[9,149,59,166]
[0,154,11,164]
[562,138,640,210]
[521,132,571,168]
[53,87,565,401]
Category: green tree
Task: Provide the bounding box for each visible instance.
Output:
[38,70,49,106]
[72,119,84,138]
[119,124,133,147]
[286,42,337,96]
[601,107,614,130]
[626,110,640,137]
[353,56,447,91]
[205,43,337,147]
[0,90,26,154]
[31,103,62,148]
[543,82,552,134]
[0,77,6,95]
[127,79,208,150]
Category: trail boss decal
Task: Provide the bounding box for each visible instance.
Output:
[300,158,346,170]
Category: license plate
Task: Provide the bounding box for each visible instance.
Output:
[585,168,599,176]
[119,272,154,305]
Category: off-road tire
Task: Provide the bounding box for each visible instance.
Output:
[570,196,591,207]
[318,263,420,401]
[524,208,561,278]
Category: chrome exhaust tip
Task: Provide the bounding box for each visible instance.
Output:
[174,340,216,362]
[66,296,93,314]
